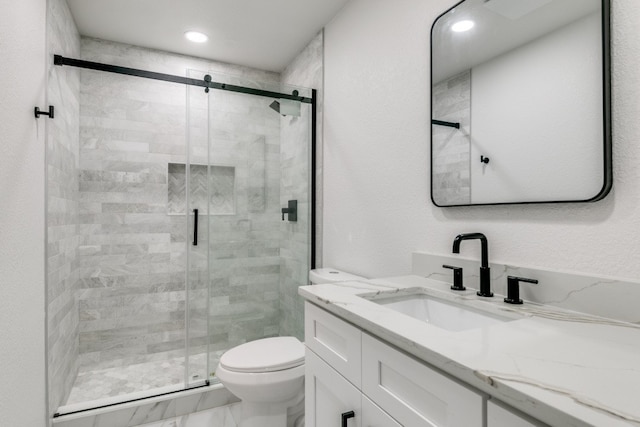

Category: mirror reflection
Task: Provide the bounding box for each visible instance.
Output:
[431,0,610,206]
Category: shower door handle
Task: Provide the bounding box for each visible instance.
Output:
[192,209,198,246]
[341,410,355,427]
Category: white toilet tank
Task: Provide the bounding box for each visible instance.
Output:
[309,268,366,285]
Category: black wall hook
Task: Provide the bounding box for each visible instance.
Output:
[480,155,490,164]
[34,106,54,119]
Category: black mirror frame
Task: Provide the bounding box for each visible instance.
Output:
[429,0,612,207]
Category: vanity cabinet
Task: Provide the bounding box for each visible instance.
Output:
[306,348,401,427]
[306,349,363,427]
[305,302,485,427]
[362,333,484,426]
[305,300,362,386]
[362,395,402,427]
[487,400,548,427]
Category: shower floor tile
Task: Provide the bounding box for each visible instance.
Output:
[65,353,210,406]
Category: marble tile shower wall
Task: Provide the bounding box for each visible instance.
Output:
[76,38,283,371]
[279,32,324,340]
[46,0,81,414]
[432,70,471,205]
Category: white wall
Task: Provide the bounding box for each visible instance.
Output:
[0,0,47,425]
[323,0,640,281]
[471,12,603,203]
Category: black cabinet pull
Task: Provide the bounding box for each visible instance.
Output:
[341,410,355,427]
[193,208,198,246]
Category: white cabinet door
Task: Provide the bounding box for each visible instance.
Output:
[305,302,362,387]
[487,400,547,427]
[306,348,361,427]
[362,395,401,427]
[362,333,485,427]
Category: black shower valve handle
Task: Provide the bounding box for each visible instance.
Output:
[281,200,297,222]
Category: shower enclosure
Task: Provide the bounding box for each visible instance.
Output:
[46,48,315,416]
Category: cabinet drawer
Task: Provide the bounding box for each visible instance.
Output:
[362,333,485,427]
[487,400,548,427]
[305,302,362,387]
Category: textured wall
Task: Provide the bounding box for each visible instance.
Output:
[323,0,640,282]
[279,32,323,340]
[0,0,47,425]
[431,70,471,206]
[46,0,81,414]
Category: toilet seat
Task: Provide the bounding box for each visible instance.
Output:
[220,337,305,373]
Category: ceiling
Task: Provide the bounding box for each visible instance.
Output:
[65,0,350,72]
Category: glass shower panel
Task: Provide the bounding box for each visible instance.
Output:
[202,73,313,379]
[55,66,194,410]
[185,70,211,385]
[277,84,313,343]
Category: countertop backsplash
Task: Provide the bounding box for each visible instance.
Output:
[412,252,640,324]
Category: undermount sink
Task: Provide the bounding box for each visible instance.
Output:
[371,293,513,332]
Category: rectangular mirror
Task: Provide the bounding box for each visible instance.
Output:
[430,0,611,206]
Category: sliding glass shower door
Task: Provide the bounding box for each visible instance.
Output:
[189,70,314,380]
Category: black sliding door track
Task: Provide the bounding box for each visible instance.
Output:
[53,55,313,103]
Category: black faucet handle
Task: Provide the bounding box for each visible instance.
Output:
[504,276,539,304]
[443,265,465,291]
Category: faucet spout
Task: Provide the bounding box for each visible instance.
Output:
[452,233,492,297]
[452,233,488,267]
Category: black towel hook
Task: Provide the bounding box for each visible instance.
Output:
[34,106,54,119]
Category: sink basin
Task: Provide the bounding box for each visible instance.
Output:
[371,293,512,332]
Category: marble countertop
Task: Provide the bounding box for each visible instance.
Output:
[299,275,640,427]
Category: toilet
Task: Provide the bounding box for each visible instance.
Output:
[216,268,365,427]
[216,336,305,427]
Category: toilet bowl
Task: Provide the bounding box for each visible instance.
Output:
[216,336,305,427]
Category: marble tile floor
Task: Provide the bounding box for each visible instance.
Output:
[65,352,226,407]
[133,403,240,427]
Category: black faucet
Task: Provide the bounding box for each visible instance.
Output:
[452,233,493,297]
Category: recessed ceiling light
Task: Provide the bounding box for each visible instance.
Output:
[185,31,208,43]
[451,20,474,32]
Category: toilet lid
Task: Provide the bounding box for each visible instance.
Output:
[220,337,305,373]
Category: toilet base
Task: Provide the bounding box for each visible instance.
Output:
[286,394,304,427]
[237,392,304,427]
[239,401,287,427]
